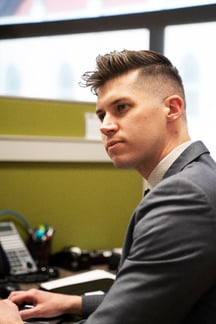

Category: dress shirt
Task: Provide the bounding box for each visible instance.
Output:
[147,140,192,189]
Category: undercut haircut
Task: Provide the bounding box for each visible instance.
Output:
[80,49,185,100]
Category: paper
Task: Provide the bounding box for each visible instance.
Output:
[85,112,101,140]
[40,269,115,291]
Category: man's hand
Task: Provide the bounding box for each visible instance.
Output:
[8,288,82,321]
[0,299,23,324]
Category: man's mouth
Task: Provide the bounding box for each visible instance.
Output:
[106,140,123,153]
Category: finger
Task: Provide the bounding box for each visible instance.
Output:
[8,293,35,307]
[19,307,39,321]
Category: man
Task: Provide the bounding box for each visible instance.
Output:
[7,50,216,323]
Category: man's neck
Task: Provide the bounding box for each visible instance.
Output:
[146,140,192,189]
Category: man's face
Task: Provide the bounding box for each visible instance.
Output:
[96,70,169,177]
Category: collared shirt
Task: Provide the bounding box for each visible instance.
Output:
[146,141,192,189]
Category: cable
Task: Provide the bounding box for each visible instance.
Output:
[0,209,33,234]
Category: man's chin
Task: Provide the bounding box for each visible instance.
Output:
[112,158,133,170]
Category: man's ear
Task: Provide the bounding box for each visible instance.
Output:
[164,95,185,121]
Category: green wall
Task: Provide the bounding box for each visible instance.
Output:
[0,96,96,137]
[0,96,142,253]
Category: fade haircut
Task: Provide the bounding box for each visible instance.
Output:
[80,49,185,100]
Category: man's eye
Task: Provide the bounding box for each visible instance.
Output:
[117,104,128,112]
[97,113,105,122]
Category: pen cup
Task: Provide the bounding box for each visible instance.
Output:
[27,237,51,265]
[27,224,55,265]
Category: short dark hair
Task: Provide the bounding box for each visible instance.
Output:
[80,49,185,99]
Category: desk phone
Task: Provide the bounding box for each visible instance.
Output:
[0,222,37,275]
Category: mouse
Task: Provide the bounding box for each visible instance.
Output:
[0,282,20,298]
[18,304,34,311]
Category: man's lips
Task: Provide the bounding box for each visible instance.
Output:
[106,140,123,153]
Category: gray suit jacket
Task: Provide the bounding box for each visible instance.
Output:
[79,141,216,324]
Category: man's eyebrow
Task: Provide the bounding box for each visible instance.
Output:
[95,97,130,115]
[112,98,128,105]
[96,97,129,115]
[96,108,104,115]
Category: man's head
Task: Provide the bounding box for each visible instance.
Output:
[81,50,190,178]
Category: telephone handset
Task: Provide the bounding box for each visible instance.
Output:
[0,243,10,277]
[0,222,37,276]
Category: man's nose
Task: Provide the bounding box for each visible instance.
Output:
[100,116,118,136]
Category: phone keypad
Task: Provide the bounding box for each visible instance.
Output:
[7,251,22,267]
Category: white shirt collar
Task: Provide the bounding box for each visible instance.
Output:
[147,141,192,189]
